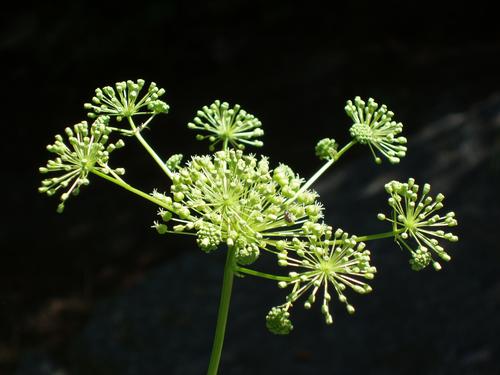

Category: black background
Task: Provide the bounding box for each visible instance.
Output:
[2,1,499,374]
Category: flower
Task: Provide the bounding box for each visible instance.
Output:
[39,116,125,212]
[84,79,169,124]
[268,224,376,330]
[187,100,264,151]
[378,178,459,271]
[152,149,324,265]
[345,96,407,164]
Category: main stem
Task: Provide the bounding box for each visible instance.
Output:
[207,247,236,375]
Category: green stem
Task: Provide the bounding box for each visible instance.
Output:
[235,266,293,282]
[354,228,404,242]
[91,169,171,209]
[207,247,236,375]
[294,140,356,198]
[127,117,174,180]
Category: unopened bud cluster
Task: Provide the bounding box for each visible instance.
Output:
[315,138,338,161]
[266,306,293,335]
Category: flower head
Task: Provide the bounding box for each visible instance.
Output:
[152,149,323,265]
[84,79,169,123]
[166,154,184,171]
[187,100,264,151]
[378,178,459,271]
[266,306,293,335]
[315,138,338,161]
[268,224,376,331]
[345,96,407,164]
[39,116,125,212]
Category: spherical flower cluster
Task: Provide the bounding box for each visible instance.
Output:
[166,154,184,171]
[377,178,459,271]
[39,116,125,213]
[84,79,169,124]
[345,96,407,164]
[315,138,338,161]
[152,149,324,265]
[267,223,376,332]
[187,100,264,151]
[266,306,293,335]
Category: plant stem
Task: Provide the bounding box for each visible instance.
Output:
[127,117,174,180]
[354,229,404,242]
[235,266,293,282]
[294,140,356,198]
[207,247,236,375]
[91,169,171,209]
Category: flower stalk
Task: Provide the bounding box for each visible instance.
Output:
[207,246,236,375]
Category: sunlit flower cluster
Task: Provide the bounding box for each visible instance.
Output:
[38,76,462,344]
[378,178,458,271]
[265,223,376,333]
[152,149,323,265]
[84,79,169,124]
[346,96,407,164]
[38,116,125,213]
[187,100,264,151]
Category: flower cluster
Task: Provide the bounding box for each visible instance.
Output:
[315,138,338,161]
[345,96,407,164]
[266,306,293,335]
[39,116,125,213]
[378,178,458,271]
[266,224,376,333]
[84,79,169,124]
[166,154,184,171]
[152,149,324,265]
[187,100,264,151]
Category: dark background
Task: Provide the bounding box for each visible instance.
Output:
[2,1,500,374]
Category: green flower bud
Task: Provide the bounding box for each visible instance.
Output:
[266,307,293,335]
[315,138,338,160]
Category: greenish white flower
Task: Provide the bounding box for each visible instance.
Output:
[378,178,459,271]
[152,149,323,265]
[345,96,407,164]
[39,116,125,213]
[84,79,169,124]
[187,100,264,151]
[270,224,375,329]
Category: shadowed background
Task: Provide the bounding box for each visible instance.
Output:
[2,1,500,374]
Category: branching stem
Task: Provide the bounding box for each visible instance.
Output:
[235,266,294,282]
[91,169,170,209]
[294,140,357,198]
[127,116,174,180]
